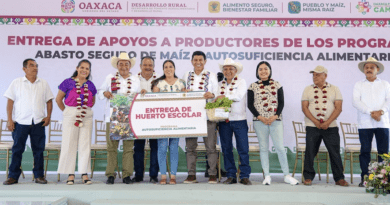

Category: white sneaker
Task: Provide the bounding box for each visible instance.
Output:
[262,176,271,185]
[284,175,299,185]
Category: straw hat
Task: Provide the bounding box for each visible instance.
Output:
[358,57,384,74]
[219,58,243,74]
[110,52,136,69]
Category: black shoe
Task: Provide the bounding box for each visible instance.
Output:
[150,177,159,183]
[106,176,115,184]
[132,177,143,183]
[358,181,365,187]
[123,176,133,184]
[220,170,227,177]
[223,177,237,184]
[205,170,210,178]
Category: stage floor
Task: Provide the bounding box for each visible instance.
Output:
[0,173,388,205]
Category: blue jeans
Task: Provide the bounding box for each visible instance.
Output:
[9,121,46,180]
[133,139,159,179]
[219,120,251,179]
[359,128,389,180]
[158,138,179,175]
[253,120,290,176]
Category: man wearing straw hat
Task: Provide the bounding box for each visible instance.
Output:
[352,57,390,187]
[214,58,252,185]
[301,66,348,186]
[98,52,140,184]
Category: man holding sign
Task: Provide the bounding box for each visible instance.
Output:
[182,51,219,184]
[98,52,140,185]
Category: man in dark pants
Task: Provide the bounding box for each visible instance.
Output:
[133,56,159,183]
[3,59,54,185]
[352,57,390,187]
[301,66,348,186]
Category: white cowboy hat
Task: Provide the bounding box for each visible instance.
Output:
[358,57,384,74]
[111,52,136,69]
[219,58,243,74]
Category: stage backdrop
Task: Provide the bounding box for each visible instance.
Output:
[0,0,389,174]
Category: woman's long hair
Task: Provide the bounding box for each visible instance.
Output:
[151,60,178,90]
[71,59,92,80]
[256,61,272,81]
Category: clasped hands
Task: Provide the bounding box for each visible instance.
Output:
[257,115,278,125]
[314,120,331,130]
[370,110,382,122]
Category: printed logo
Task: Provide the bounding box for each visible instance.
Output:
[288,1,301,14]
[356,0,371,15]
[61,0,76,13]
[209,1,220,13]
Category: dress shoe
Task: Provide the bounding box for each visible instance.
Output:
[150,177,159,183]
[35,177,47,184]
[240,178,252,185]
[208,175,218,184]
[106,176,115,184]
[223,177,237,184]
[335,179,349,187]
[358,181,365,187]
[132,177,143,183]
[3,178,18,185]
[183,175,198,184]
[303,179,312,186]
[123,176,133,184]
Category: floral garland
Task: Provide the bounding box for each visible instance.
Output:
[73,78,88,127]
[111,72,132,94]
[137,71,157,80]
[220,75,238,95]
[189,71,208,90]
[259,79,278,113]
[314,83,328,123]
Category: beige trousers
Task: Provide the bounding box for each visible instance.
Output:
[57,106,93,174]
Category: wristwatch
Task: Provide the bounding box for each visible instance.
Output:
[381,110,384,115]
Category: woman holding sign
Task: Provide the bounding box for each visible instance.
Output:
[247,61,299,185]
[56,59,97,185]
[152,60,186,185]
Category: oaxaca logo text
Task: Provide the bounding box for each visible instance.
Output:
[209,1,220,13]
[356,0,371,15]
[288,1,301,14]
[61,0,76,13]
[79,2,123,12]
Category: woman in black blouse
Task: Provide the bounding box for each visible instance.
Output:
[247,61,299,185]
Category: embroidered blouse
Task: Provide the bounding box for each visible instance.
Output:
[58,78,97,107]
[156,78,186,92]
[247,80,284,121]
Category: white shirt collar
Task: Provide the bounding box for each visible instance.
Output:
[23,76,40,83]
[363,77,381,82]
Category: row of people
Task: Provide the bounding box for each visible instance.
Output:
[3,51,389,187]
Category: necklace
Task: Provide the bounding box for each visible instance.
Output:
[188,71,208,91]
[220,76,238,95]
[73,78,88,127]
[314,83,328,123]
[111,72,132,94]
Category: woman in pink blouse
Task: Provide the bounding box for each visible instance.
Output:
[56,59,97,185]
